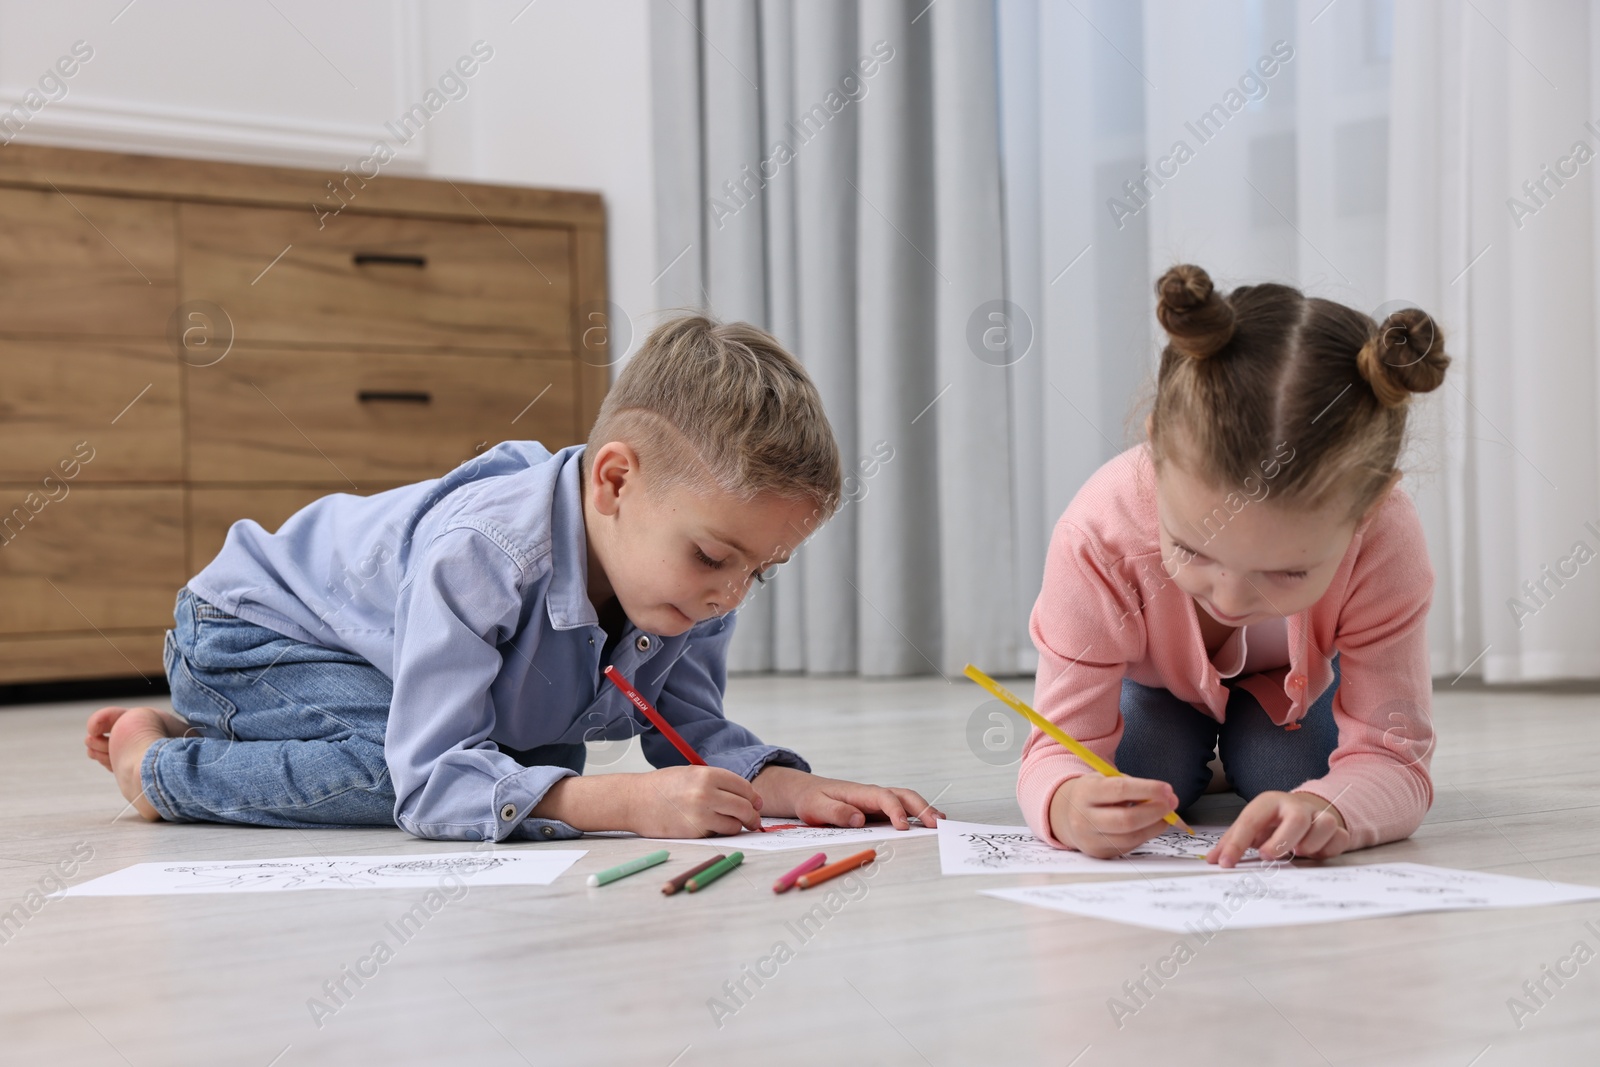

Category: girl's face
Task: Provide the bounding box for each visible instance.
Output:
[1154,459,1365,627]
[584,441,821,637]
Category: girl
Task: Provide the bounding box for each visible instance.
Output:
[1019,264,1448,867]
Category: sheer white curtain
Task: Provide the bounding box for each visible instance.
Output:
[1389,0,1600,682]
[652,0,1028,677]
[1001,0,1395,515]
[650,0,1600,683]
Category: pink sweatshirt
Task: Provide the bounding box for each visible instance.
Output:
[1019,444,1436,851]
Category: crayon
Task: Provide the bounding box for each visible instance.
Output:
[772,852,827,893]
[796,849,875,889]
[662,854,726,896]
[587,849,670,887]
[685,851,744,892]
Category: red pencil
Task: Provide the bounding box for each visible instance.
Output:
[796,848,876,889]
[773,852,827,893]
[603,665,707,766]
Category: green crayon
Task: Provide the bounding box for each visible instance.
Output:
[587,849,670,887]
[685,851,745,893]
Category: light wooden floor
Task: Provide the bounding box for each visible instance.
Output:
[2,676,1599,1066]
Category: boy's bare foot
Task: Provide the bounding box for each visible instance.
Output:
[103,707,186,821]
[85,706,187,770]
[85,706,128,769]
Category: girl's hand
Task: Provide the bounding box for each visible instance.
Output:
[1049,775,1181,858]
[1208,790,1349,867]
[752,766,944,830]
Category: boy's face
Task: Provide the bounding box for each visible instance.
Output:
[584,442,823,637]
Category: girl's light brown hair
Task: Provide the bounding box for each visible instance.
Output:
[584,314,842,513]
[1146,264,1450,522]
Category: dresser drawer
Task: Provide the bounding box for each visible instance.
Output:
[0,186,178,336]
[179,203,572,350]
[0,487,184,635]
[0,632,167,684]
[188,485,401,575]
[0,340,182,481]
[185,349,580,484]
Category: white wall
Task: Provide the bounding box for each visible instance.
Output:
[0,0,657,365]
[465,0,658,363]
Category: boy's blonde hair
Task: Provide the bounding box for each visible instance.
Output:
[584,314,842,514]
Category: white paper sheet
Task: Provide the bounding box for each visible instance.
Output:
[59,850,586,896]
[982,862,1600,931]
[590,817,936,852]
[938,819,1259,875]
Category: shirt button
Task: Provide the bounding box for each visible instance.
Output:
[500,803,517,821]
[635,635,652,652]
[1289,675,1306,688]
[540,826,556,838]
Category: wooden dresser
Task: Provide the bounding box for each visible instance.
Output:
[0,144,608,685]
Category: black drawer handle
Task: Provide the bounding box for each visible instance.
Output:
[358,390,432,404]
[352,253,428,268]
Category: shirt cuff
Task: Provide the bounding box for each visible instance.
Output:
[493,765,582,843]
[709,744,811,782]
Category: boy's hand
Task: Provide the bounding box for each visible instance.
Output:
[1048,774,1179,858]
[629,766,765,838]
[1208,790,1349,867]
[752,765,944,830]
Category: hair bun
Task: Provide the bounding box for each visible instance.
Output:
[1358,307,1450,408]
[1156,264,1236,360]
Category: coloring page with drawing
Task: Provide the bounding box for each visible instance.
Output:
[981,862,1600,931]
[937,819,1260,875]
[58,850,587,896]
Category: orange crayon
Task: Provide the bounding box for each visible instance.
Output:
[796,848,875,889]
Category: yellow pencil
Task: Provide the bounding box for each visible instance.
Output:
[963,664,1194,835]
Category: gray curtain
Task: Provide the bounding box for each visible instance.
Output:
[649,0,1035,677]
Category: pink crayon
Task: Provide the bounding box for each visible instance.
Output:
[772,852,827,893]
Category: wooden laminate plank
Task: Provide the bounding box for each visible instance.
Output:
[0,630,165,684]
[0,143,603,229]
[0,187,177,337]
[184,349,580,484]
[0,680,1596,1063]
[0,486,184,635]
[0,340,181,482]
[572,224,613,434]
[178,204,572,351]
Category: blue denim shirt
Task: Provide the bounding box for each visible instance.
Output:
[187,442,809,842]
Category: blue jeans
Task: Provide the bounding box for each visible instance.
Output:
[146,589,584,829]
[1115,653,1341,813]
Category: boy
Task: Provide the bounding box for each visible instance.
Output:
[85,315,943,841]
